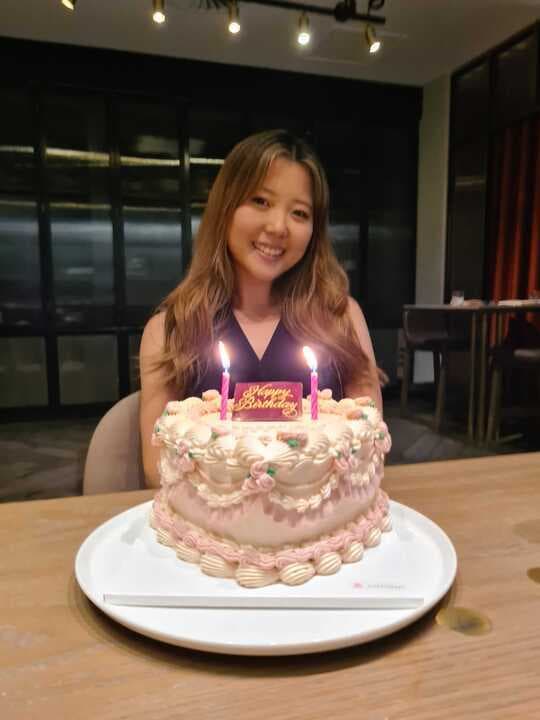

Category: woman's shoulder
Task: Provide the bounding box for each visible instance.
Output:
[345,297,373,352]
[141,311,166,354]
[346,296,366,324]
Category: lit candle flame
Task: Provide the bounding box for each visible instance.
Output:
[303,346,317,372]
[219,341,230,372]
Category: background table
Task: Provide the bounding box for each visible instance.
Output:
[1,453,540,719]
[403,303,540,442]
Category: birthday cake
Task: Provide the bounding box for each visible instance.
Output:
[150,383,392,588]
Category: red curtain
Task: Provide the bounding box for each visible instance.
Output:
[488,114,540,336]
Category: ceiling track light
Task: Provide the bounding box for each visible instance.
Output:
[152,0,166,24]
[297,11,310,46]
[228,0,241,34]
[59,0,388,38]
[365,23,381,53]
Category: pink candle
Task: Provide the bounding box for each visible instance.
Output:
[218,341,231,421]
[303,346,318,420]
[310,371,318,420]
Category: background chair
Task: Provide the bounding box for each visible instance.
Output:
[83,391,146,495]
[400,308,468,432]
[486,346,540,444]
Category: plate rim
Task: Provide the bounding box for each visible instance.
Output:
[75,499,457,656]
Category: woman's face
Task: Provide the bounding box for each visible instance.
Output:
[227,157,314,287]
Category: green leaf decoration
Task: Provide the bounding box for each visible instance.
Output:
[286,439,299,448]
[267,466,276,477]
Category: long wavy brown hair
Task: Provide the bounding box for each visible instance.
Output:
[156,129,370,396]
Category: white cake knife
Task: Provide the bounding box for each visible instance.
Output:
[103,593,424,610]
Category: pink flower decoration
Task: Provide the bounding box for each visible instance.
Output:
[171,441,195,473]
[346,408,367,420]
[250,460,269,479]
[355,396,376,407]
[175,440,190,457]
[276,431,308,448]
[242,460,276,493]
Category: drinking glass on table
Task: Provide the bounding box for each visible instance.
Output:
[450,290,465,306]
[529,289,540,301]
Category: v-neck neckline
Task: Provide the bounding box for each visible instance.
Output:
[231,311,282,364]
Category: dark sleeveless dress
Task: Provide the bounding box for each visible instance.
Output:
[187,312,343,401]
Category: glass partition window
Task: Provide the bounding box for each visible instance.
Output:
[447,141,488,299]
[58,335,118,404]
[327,167,365,303]
[189,109,247,215]
[495,32,538,123]
[365,127,415,328]
[189,109,247,161]
[366,223,412,327]
[453,61,490,144]
[123,205,182,307]
[329,215,362,299]
[50,202,114,322]
[43,93,109,197]
[128,333,142,392]
[190,163,221,206]
[315,121,365,169]
[0,337,47,407]
[0,197,42,326]
[0,89,35,193]
[116,100,181,203]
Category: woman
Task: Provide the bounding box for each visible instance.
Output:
[140,129,382,487]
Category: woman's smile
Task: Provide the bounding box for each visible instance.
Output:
[252,241,286,260]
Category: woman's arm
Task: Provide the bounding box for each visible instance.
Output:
[345,297,383,413]
[139,312,176,488]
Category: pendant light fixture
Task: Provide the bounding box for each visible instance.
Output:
[153,0,166,24]
[365,23,381,53]
[297,12,310,46]
[228,0,241,34]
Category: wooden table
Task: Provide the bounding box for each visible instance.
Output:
[403,303,540,443]
[2,453,540,719]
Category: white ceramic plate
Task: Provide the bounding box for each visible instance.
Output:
[75,500,457,656]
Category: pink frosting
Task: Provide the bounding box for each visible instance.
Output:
[152,489,390,571]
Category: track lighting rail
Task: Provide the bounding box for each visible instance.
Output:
[242,0,386,25]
